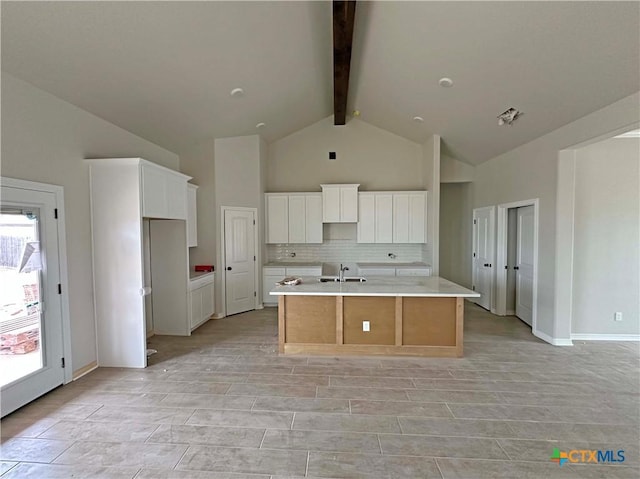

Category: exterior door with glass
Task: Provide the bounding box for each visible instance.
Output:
[1,185,65,417]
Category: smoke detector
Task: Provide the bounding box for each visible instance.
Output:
[497,107,523,126]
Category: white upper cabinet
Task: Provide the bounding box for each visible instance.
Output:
[304,193,323,243]
[393,192,426,243]
[187,184,198,247]
[357,193,376,243]
[357,191,426,244]
[375,194,394,243]
[141,161,189,220]
[265,193,323,244]
[357,193,392,243]
[288,195,306,244]
[266,194,289,244]
[321,184,359,223]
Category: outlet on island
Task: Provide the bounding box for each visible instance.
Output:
[614,312,623,321]
[362,320,370,332]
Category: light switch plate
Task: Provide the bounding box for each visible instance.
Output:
[363,321,370,332]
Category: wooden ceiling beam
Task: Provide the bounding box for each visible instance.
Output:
[333,0,356,125]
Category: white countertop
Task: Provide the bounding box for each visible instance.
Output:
[270,275,479,298]
[189,271,215,280]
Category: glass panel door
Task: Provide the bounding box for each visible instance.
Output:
[0,184,65,417]
[0,209,44,387]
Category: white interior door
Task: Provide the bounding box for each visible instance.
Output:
[472,206,495,311]
[224,209,256,316]
[1,186,64,417]
[516,206,535,325]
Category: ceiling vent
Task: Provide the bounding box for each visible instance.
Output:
[497,108,523,126]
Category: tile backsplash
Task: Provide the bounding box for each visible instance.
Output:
[268,240,426,264]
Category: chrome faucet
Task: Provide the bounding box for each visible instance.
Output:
[339,264,349,282]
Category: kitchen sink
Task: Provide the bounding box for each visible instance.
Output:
[318,276,367,283]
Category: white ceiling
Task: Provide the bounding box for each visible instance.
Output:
[2,1,639,164]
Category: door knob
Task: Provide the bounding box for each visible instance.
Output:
[484,263,489,267]
[514,266,520,270]
[226,266,232,271]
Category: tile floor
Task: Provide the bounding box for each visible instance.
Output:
[1,303,638,478]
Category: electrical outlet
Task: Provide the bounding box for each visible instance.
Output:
[614,312,623,322]
[362,321,370,332]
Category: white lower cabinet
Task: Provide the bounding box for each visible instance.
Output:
[357,265,432,277]
[189,273,215,330]
[263,265,322,305]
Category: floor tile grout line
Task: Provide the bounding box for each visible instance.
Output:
[304,450,310,477]
[376,433,383,454]
[258,428,268,449]
[495,438,513,461]
[171,443,192,470]
[444,403,456,419]
[434,457,446,479]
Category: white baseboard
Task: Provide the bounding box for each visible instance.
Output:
[533,329,573,346]
[572,333,640,341]
[506,309,516,316]
[212,313,225,319]
[256,304,264,310]
[72,360,98,380]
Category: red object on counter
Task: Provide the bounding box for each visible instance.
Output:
[194,265,214,272]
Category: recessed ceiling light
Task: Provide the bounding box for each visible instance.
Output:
[256,122,266,129]
[413,116,424,123]
[230,87,244,98]
[438,77,454,88]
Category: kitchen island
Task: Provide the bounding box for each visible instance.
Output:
[271,276,479,358]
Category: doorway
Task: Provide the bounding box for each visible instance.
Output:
[222,207,258,316]
[472,206,495,311]
[496,199,539,330]
[1,179,70,417]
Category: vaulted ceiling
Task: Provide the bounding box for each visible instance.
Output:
[2,1,639,164]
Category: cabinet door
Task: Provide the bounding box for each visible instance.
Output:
[408,193,426,243]
[375,194,393,243]
[266,194,289,243]
[141,163,167,218]
[190,287,203,329]
[166,174,187,220]
[288,195,306,244]
[393,194,410,243]
[187,185,198,247]
[263,275,282,304]
[340,186,359,222]
[358,267,396,276]
[396,268,431,277]
[202,282,215,320]
[322,186,341,222]
[305,194,323,243]
[357,194,375,243]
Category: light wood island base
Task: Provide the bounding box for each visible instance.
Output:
[278,295,464,357]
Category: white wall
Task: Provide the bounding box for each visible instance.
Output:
[214,135,265,315]
[572,137,639,335]
[474,91,640,342]
[439,182,473,287]
[179,139,216,270]
[422,135,441,274]
[267,116,423,191]
[441,154,475,183]
[1,73,179,374]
